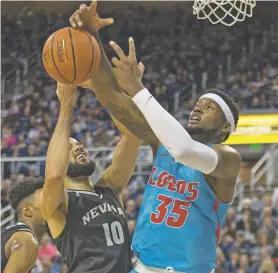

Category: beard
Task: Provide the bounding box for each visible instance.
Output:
[186,126,220,141]
[67,161,96,178]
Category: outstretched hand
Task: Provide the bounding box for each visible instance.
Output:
[69,0,114,33]
[110,37,145,97]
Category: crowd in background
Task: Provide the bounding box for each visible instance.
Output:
[1,3,278,273]
[2,5,278,164]
[1,173,278,273]
[216,190,278,273]
[2,5,278,166]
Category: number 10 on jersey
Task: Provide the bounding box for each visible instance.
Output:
[103,221,124,246]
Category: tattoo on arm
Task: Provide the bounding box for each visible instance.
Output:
[10,239,23,252]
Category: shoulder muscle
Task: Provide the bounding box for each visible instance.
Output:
[210,144,241,179]
[4,231,38,273]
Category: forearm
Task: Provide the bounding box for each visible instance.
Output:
[113,134,140,174]
[132,89,219,174]
[4,265,30,273]
[85,32,158,146]
[46,105,73,180]
[89,31,121,93]
[105,134,140,192]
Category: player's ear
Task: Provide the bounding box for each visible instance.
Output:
[222,122,230,136]
[21,205,33,217]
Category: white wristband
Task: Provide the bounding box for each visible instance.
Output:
[132,88,153,108]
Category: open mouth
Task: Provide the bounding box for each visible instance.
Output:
[75,153,87,160]
[189,116,201,124]
[191,116,201,121]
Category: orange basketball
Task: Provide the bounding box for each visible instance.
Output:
[42,27,100,84]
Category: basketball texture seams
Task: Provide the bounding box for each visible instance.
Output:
[42,27,100,84]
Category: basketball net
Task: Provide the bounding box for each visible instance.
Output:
[193,0,256,26]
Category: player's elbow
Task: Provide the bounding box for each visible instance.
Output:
[169,147,186,163]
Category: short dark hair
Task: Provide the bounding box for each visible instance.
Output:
[204,89,239,141]
[9,176,44,211]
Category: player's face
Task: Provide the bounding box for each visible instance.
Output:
[67,138,95,178]
[69,138,90,164]
[187,98,228,141]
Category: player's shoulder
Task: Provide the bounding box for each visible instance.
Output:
[4,230,39,270]
[213,144,241,161]
[6,230,39,253]
[213,144,241,177]
[95,184,124,206]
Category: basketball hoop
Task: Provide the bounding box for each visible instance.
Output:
[193,0,256,26]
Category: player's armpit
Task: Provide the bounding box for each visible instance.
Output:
[209,144,241,180]
[44,191,68,239]
[96,118,141,194]
[4,232,39,273]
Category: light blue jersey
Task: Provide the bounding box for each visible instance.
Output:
[132,146,230,273]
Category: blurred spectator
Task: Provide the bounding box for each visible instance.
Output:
[128,220,137,238]
[2,127,17,148]
[127,176,146,195]
[1,140,13,157]
[251,188,265,217]
[233,230,252,255]
[251,231,274,263]
[38,234,59,273]
[220,234,236,260]
[125,199,137,220]
[238,254,251,273]
[236,208,257,243]
[256,248,276,273]
[135,194,144,215]
[226,250,239,273]
[226,207,236,224]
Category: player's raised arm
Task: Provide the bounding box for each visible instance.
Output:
[40,83,77,220]
[69,1,159,150]
[110,38,241,180]
[4,232,39,273]
[96,117,141,196]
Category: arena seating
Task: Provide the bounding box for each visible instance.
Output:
[1,3,278,273]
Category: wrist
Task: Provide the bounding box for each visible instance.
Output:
[132,88,152,106]
[129,82,145,97]
[87,26,99,36]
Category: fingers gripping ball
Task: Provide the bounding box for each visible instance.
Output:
[42,27,100,84]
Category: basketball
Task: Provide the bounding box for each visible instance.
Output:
[42,27,100,84]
